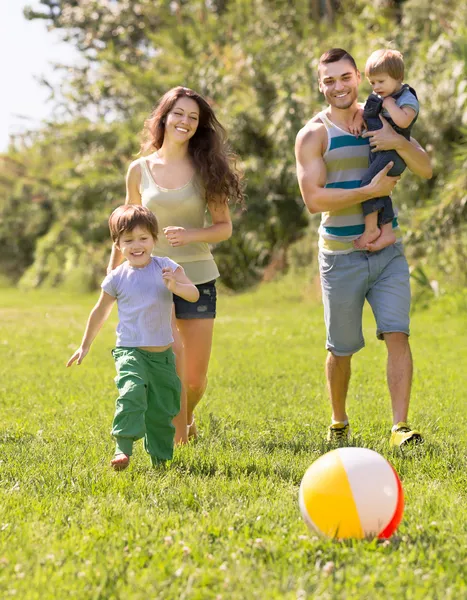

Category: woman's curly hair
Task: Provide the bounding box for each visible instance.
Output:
[140,86,244,208]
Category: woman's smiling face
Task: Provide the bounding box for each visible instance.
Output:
[164,97,200,143]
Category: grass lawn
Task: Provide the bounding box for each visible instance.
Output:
[1,279,466,599]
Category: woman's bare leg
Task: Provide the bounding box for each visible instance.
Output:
[171,307,188,445]
[175,318,214,439]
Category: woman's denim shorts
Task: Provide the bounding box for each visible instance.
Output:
[173,279,217,320]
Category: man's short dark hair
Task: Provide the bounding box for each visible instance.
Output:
[109,204,159,243]
[319,48,358,72]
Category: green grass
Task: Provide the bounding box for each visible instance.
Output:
[1,279,466,599]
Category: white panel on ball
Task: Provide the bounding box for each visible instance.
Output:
[339,448,398,536]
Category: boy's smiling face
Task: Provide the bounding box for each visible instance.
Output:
[117,225,155,268]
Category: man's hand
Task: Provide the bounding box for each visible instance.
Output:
[368,162,399,198]
[162,267,178,292]
[66,346,89,367]
[362,115,402,152]
[163,226,191,247]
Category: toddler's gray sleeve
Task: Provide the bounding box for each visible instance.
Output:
[398,89,419,115]
[163,257,181,272]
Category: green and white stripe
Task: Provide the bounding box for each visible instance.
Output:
[318,111,400,254]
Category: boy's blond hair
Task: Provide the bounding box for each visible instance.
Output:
[365,49,405,81]
[109,204,159,244]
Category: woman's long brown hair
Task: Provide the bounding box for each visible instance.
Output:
[140,86,244,207]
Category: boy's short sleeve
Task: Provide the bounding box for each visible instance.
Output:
[101,272,117,298]
[397,89,420,115]
[161,257,181,273]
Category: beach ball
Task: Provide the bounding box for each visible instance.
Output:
[299,447,403,539]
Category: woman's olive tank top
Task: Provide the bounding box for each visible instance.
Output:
[139,157,220,285]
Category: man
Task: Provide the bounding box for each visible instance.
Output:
[295,48,432,446]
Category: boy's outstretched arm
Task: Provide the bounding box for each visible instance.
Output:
[162,267,200,303]
[67,291,116,366]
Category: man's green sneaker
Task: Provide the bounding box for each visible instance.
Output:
[326,422,351,444]
[390,422,423,448]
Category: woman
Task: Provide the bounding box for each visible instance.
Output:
[107,86,244,443]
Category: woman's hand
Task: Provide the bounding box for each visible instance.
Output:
[362,115,402,152]
[163,226,191,247]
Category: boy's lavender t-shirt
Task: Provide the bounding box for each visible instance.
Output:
[101,256,180,347]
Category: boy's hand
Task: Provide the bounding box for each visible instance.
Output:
[66,346,89,367]
[349,107,365,137]
[162,267,177,292]
[382,96,396,110]
[163,226,191,247]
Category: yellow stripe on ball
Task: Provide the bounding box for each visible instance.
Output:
[300,449,364,539]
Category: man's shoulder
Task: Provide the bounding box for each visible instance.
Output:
[299,113,326,134]
[296,114,327,149]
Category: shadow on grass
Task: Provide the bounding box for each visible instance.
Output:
[0,429,36,445]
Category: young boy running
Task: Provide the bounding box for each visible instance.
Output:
[353,49,420,251]
[67,204,199,470]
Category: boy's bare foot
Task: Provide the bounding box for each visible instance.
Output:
[111,453,130,471]
[187,416,198,440]
[365,227,396,252]
[353,227,380,249]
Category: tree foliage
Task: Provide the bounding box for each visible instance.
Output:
[1,0,466,289]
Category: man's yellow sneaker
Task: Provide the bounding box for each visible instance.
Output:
[390,422,423,448]
[326,422,351,444]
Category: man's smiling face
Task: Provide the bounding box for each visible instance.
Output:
[318,59,361,110]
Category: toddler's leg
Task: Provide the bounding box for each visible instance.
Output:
[365,198,396,251]
[365,222,396,252]
[355,151,397,250]
[111,451,130,471]
[111,348,149,471]
[353,211,380,249]
[145,353,181,464]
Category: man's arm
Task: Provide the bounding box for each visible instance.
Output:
[362,116,432,179]
[295,122,398,214]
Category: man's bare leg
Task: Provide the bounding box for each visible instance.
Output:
[326,352,352,422]
[384,332,412,425]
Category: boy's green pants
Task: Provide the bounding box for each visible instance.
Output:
[111,347,181,463]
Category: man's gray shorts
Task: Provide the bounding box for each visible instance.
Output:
[318,243,411,356]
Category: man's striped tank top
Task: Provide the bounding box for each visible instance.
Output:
[318,110,400,254]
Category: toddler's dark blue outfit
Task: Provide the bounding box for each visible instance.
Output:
[360,84,419,225]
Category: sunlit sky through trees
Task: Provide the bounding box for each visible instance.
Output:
[0,1,78,151]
